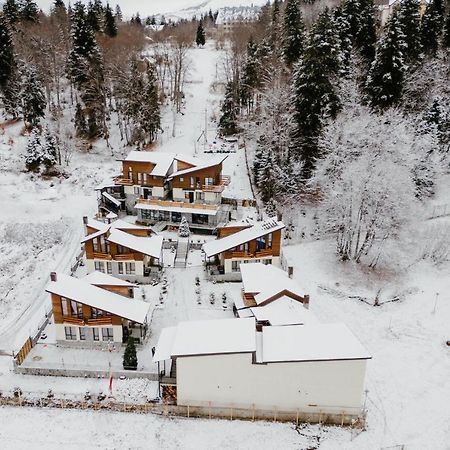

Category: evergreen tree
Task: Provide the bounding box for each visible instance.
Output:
[178,216,190,237]
[444,9,450,48]
[74,102,87,136]
[240,39,259,111]
[366,13,406,109]
[134,12,142,26]
[123,336,138,370]
[140,64,161,142]
[398,0,422,60]
[0,13,15,89]
[115,4,122,22]
[54,0,65,8]
[25,128,42,172]
[104,2,117,37]
[22,66,46,126]
[87,0,101,32]
[292,8,341,177]
[21,0,39,23]
[196,21,206,46]
[421,0,443,54]
[3,0,20,24]
[42,126,58,169]
[422,98,450,149]
[270,0,281,51]
[355,0,377,62]
[218,82,239,136]
[282,0,305,67]
[334,6,352,74]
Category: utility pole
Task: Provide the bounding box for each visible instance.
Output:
[204,108,208,146]
[433,292,439,314]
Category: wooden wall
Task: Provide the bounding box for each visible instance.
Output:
[121,161,165,187]
[172,164,222,189]
[222,229,282,259]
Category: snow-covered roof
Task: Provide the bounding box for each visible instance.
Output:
[102,191,121,207]
[251,296,317,326]
[202,218,285,258]
[153,318,256,362]
[152,326,177,362]
[123,151,176,177]
[87,218,149,232]
[215,5,261,25]
[81,228,108,244]
[168,156,228,180]
[135,202,219,216]
[107,229,163,259]
[261,323,371,363]
[46,274,150,324]
[106,212,118,220]
[240,263,304,299]
[95,179,117,191]
[82,271,136,287]
[221,217,254,228]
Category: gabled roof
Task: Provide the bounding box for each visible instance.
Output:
[82,271,136,288]
[123,151,176,177]
[87,218,149,232]
[107,229,163,259]
[202,218,285,258]
[168,156,228,180]
[153,318,256,362]
[261,323,371,363]
[46,274,150,324]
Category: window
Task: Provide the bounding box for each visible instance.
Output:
[93,328,99,341]
[107,262,112,274]
[192,213,209,225]
[125,262,135,275]
[134,186,140,195]
[61,297,68,316]
[94,261,105,273]
[205,177,214,186]
[195,192,205,201]
[65,326,77,340]
[102,327,114,341]
[91,308,104,319]
[238,242,249,253]
[256,236,266,251]
[179,177,184,182]
[93,239,99,252]
[232,261,239,272]
[79,327,87,341]
[190,177,195,188]
[263,259,272,265]
[143,173,148,185]
[137,172,143,184]
[267,233,273,249]
[116,245,125,254]
[118,262,124,274]
[128,167,132,180]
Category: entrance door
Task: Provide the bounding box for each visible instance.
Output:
[188,191,194,203]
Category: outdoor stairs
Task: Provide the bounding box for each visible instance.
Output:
[152,221,168,232]
[174,240,189,268]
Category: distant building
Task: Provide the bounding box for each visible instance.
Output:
[202,217,285,280]
[376,0,429,27]
[153,318,371,424]
[46,272,150,346]
[215,5,261,32]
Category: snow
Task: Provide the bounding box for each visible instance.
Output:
[202,218,285,257]
[102,191,121,207]
[135,202,219,216]
[106,229,163,259]
[261,323,372,363]
[215,5,261,25]
[168,156,228,179]
[250,297,318,326]
[124,150,176,177]
[46,274,150,324]
[87,217,149,231]
[80,228,107,243]
[82,271,136,287]
[152,326,177,362]
[167,317,256,359]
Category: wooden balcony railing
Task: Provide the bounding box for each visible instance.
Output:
[87,317,113,326]
[221,175,231,186]
[242,293,257,307]
[93,252,112,260]
[231,251,252,258]
[114,254,136,261]
[137,198,218,211]
[114,177,134,186]
[202,184,225,193]
[63,317,84,325]
[255,249,274,258]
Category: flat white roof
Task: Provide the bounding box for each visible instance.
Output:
[82,271,136,287]
[46,274,150,324]
[102,191,121,207]
[154,318,256,361]
[202,218,285,258]
[251,297,317,326]
[135,203,219,216]
[240,263,305,300]
[123,151,176,177]
[107,229,163,259]
[153,326,177,362]
[261,323,371,363]
[87,218,149,232]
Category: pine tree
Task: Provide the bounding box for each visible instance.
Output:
[422,98,450,149]
[292,8,341,178]
[3,0,20,24]
[269,0,281,53]
[22,66,46,126]
[334,6,352,74]
[178,216,190,237]
[444,9,450,48]
[398,0,422,60]
[355,0,377,62]
[0,12,15,89]
[74,102,87,136]
[123,336,138,370]
[421,0,443,54]
[42,126,59,168]
[366,13,406,109]
[54,0,65,8]
[282,0,305,67]
[196,21,206,46]
[87,0,101,32]
[240,39,259,111]
[115,4,122,22]
[140,64,161,143]
[21,0,39,23]
[218,82,239,136]
[25,128,42,172]
[104,2,117,37]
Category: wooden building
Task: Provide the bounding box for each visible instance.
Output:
[46,272,150,346]
[82,217,163,283]
[202,218,285,280]
[153,318,371,424]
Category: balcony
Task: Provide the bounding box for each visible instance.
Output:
[137,198,218,211]
[63,317,113,326]
[92,252,112,260]
[114,177,133,186]
[201,175,231,193]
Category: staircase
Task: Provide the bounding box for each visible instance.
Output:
[174,239,189,268]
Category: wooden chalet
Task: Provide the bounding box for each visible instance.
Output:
[82,217,163,283]
[235,263,312,328]
[47,272,150,345]
[202,217,285,280]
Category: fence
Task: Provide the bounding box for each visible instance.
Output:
[428,203,450,220]
[0,391,366,428]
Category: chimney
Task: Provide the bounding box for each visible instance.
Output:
[50,272,57,282]
[288,266,294,279]
[82,216,88,225]
[303,294,310,309]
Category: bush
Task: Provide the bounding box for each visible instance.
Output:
[123,336,138,370]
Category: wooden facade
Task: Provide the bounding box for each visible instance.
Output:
[171,164,223,190]
[120,161,165,187]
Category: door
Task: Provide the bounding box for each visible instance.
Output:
[188,191,194,203]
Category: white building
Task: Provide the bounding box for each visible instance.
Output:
[153,318,371,423]
[215,6,261,32]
